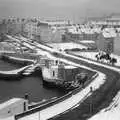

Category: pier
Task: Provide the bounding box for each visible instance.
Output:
[0,53,42,79]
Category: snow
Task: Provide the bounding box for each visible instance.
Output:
[0,116,14,120]
[42,68,51,79]
[9,35,120,120]
[0,65,32,74]
[79,41,95,43]
[6,35,20,43]
[103,32,117,38]
[50,65,77,69]
[89,91,120,120]
[9,36,108,120]
[19,72,105,120]
[64,65,77,69]
[9,35,120,70]
[33,42,55,52]
[17,48,107,120]
[47,42,87,51]
[35,48,95,72]
[0,98,23,110]
[62,52,120,73]
[71,51,120,67]
[22,42,36,50]
[72,52,97,61]
[8,56,34,63]
[57,57,94,71]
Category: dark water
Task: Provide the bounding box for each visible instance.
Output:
[0,60,21,71]
[0,60,65,103]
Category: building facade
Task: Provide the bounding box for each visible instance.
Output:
[96,33,115,54]
[62,31,99,42]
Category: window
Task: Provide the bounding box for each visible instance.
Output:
[53,71,55,77]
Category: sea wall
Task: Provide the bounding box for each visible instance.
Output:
[0,65,33,80]
[15,73,98,120]
[0,54,34,66]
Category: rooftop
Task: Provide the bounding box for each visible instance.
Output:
[102,31,117,38]
[51,65,77,69]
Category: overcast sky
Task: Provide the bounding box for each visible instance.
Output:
[0,0,120,21]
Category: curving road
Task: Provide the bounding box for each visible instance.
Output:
[49,53,120,120]
[7,35,120,120]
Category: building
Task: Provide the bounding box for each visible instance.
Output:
[0,21,7,34]
[0,18,26,40]
[114,33,120,55]
[41,20,72,27]
[23,20,41,41]
[38,22,53,43]
[23,20,64,43]
[62,27,99,42]
[106,14,120,27]
[96,32,116,54]
[91,14,120,27]
[0,18,26,35]
[40,57,81,85]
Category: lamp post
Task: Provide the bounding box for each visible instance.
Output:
[90,86,93,116]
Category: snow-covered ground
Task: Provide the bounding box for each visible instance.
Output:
[71,51,120,67]
[39,72,105,120]
[0,42,16,52]
[18,63,105,120]
[89,91,120,120]
[0,64,32,74]
[0,47,106,120]
[47,42,88,51]
[5,36,107,120]
[18,38,107,120]
[79,40,95,44]
[7,35,120,120]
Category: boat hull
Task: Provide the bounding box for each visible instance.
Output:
[42,78,79,91]
[43,78,63,87]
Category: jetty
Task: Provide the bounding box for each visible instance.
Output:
[0,65,32,79]
[0,53,41,79]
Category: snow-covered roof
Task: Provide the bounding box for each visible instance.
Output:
[80,40,95,43]
[64,65,77,69]
[67,26,101,34]
[102,32,117,38]
[48,42,88,50]
[51,65,77,69]
[68,28,81,34]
